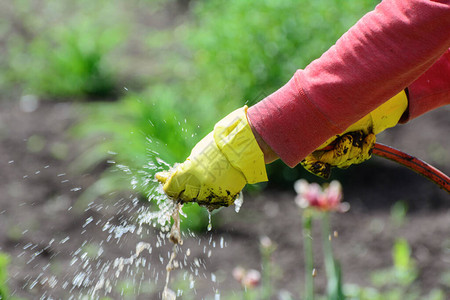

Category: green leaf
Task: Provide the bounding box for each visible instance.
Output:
[393,238,411,271]
[0,252,10,299]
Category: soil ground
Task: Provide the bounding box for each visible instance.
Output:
[1,2,449,299]
[0,98,449,299]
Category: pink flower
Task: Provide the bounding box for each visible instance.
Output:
[232,266,246,282]
[243,269,261,288]
[232,266,261,289]
[294,180,349,212]
[260,236,274,249]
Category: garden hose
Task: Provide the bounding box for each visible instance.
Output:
[307,140,450,193]
[372,143,450,193]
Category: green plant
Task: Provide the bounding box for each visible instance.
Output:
[223,237,279,300]
[371,238,418,287]
[295,180,347,300]
[390,201,408,227]
[321,213,345,300]
[259,236,279,300]
[115,279,136,299]
[71,90,209,226]
[344,284,446,300]
[344,235,447,300]
[5,0,126,98]
[302,210,315,300]
[0,252,10,300]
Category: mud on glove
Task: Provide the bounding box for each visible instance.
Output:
[302,91,408,178]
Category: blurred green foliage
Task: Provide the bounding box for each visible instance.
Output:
[345,238,444,300]
[70,0,376,227]
[371,238,418,287]
[74,0,378,229]
[2,0,377,229]
[77,0,377,189]
[3,0,126,98]
[0,252,10,299]
[390,200,408,227]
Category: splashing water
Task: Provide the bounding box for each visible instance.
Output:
[207,211,213,232]
[234,192,244,213]
[94,158,185,297]
[162,203,183,299]
[15,146,237,299]
[75,155,227,298]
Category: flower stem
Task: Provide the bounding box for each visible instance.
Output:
[260,246,273,300]
[302,211,314,300]
[321,212,344,300]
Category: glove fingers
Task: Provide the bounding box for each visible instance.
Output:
[301,158,332,179]
[363,133,376,152]
[334,135,354,166]
[318,135,353,166]
[319,150,341,165]
[357,133,376,163]
[302,130,375,178]
[338,133,376,168]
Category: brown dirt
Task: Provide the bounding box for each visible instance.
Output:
[0,98,449,299]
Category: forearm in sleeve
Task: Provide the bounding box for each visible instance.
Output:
[401,49,450,122]
[248,0,450,167]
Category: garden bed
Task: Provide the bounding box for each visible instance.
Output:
[0,98,448,299]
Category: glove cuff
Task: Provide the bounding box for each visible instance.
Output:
[370,90,408,134]
[214,106,268,184]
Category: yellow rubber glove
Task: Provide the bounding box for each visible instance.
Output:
[155,106,268,208]
[302,91,408,178]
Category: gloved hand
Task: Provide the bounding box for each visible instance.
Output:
[302,91,408,178]
[155,106,268,208]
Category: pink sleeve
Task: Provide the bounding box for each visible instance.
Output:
[248,0,450,167]
[401,49,450,122]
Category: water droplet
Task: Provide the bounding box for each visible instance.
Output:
[60,236,70,244]
[194,258,200,267]
[234,192,244,213]
[83,216,94,228]
[207,212,212,231]
[189,278,195,289]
